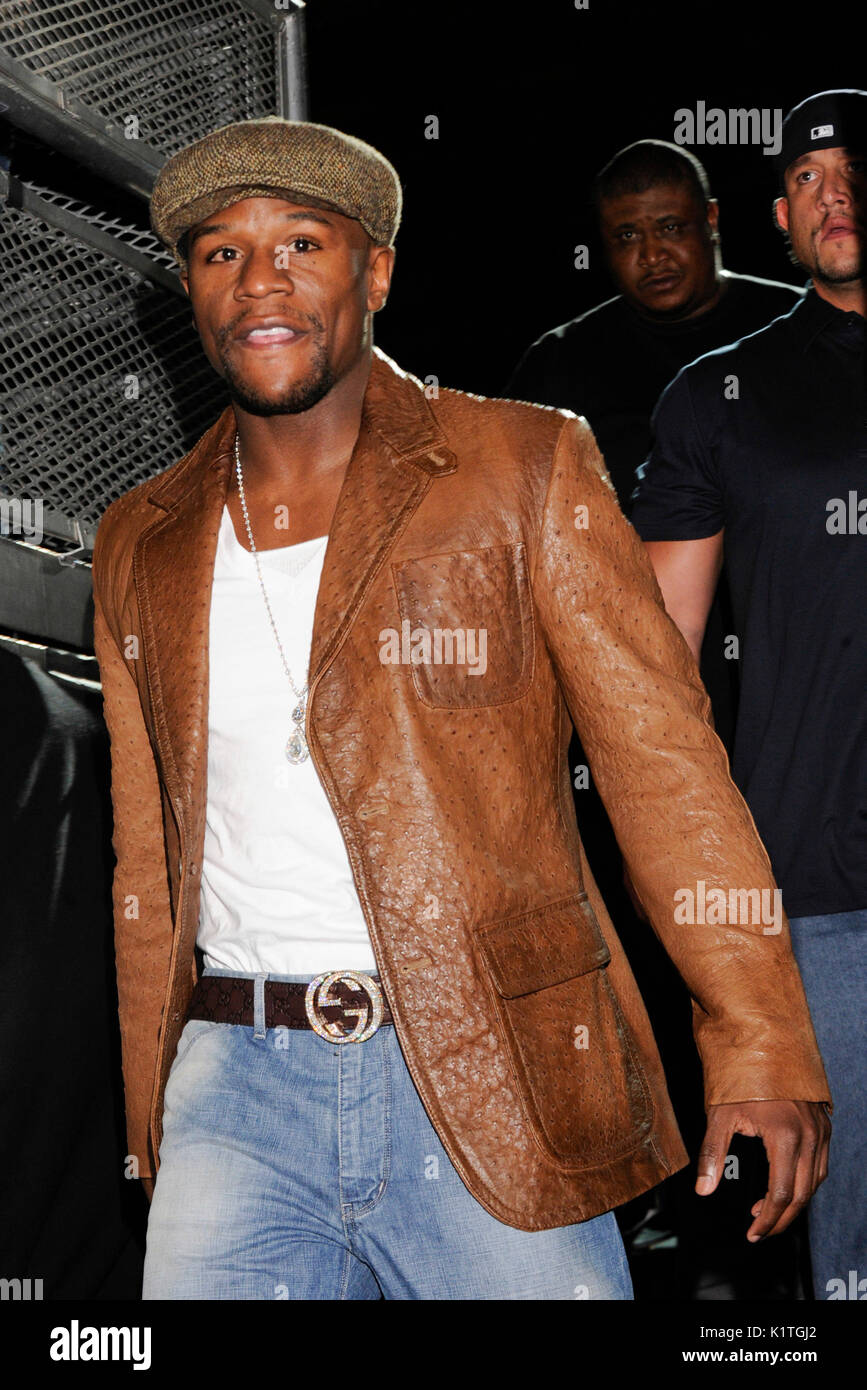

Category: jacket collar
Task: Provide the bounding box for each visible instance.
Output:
[133,346,457,831]
[146,346,455,514]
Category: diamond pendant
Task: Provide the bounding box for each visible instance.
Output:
[286,698,309,764]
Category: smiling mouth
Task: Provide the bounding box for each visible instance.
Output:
[237,326,306,347]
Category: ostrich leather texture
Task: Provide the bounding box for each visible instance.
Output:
[91,346,830,1231]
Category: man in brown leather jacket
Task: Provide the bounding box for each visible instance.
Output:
[92,118,831,1300]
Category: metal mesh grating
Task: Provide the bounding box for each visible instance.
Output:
[1,184,229,531]
[18,177,178,265]
[0,0,278,159]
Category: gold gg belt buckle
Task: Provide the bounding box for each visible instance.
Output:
[304,970,384,1043]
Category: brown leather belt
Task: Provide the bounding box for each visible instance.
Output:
[187,969,393,1043]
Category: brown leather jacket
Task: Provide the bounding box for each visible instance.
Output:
[92,346,830,1231]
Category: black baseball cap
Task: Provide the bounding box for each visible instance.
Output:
[776,89,867,186]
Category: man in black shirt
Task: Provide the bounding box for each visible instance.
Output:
[507,142,802,750]
[506,139,801,518]
[632,90,867,1299]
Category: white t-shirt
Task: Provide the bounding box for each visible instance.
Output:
[196,503,377,975]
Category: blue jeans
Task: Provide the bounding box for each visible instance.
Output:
[142,968,633,1300]
[788,910,867,1300]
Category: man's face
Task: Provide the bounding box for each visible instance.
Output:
[180,196,394,415]
[598,182,719,319]
[776,146,866,288]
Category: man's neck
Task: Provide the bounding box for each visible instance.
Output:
[812,278,867,318]
[232,349,372,494]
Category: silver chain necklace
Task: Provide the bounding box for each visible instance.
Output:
[233,431,310,765]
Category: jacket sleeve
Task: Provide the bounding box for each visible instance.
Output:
[532,413,831,1110]
[92,534,176,1181]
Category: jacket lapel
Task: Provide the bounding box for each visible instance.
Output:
[133,347,457,833]
[132,407,235,832]
[308,348,457,684]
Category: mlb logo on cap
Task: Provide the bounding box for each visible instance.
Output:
[777,91,867,181]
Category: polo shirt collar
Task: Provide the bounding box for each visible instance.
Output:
[789,284,867,352]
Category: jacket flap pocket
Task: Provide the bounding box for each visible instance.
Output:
[474,893,611,998]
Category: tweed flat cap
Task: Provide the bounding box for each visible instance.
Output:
[150,116,402,268]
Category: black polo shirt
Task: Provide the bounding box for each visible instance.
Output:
[632,288,867,919]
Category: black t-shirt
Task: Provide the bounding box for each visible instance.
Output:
[632,289,867,919]
[505,270,803,511]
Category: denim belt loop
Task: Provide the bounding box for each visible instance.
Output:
[253,973,267,1040]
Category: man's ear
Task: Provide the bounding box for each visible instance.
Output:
[367,244,395,313]
[705,197,720,235]
[774,196,789,233]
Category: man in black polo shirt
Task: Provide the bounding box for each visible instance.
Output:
[632,90,866,1300]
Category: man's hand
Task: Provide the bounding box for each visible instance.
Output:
[697,1100,831,1241]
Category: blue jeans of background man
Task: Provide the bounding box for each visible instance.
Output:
[787,909,867,1300]
[142,968,633,1300]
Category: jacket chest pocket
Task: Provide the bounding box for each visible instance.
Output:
[390,543,534,708]
[474,893,653,1168]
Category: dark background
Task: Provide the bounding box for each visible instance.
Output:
[300,0,862,392]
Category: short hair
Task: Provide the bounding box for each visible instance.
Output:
[593,139,712,215]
